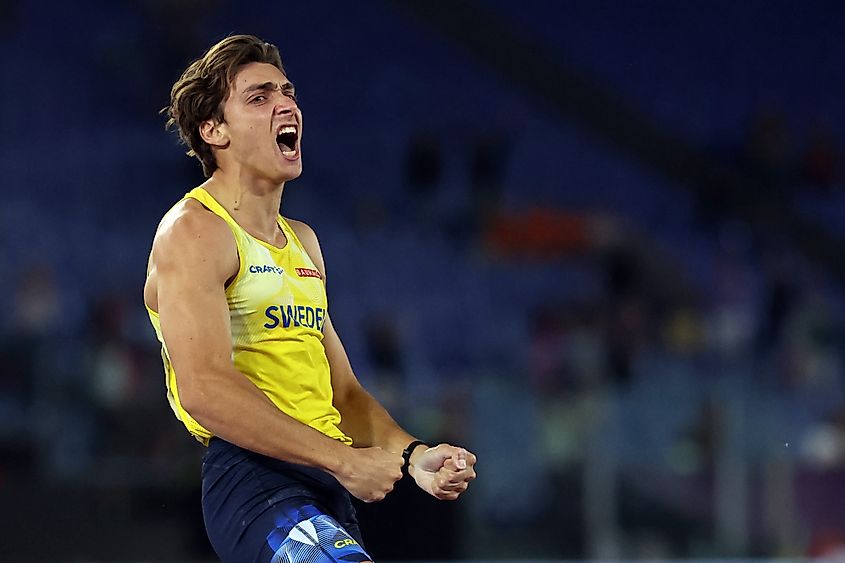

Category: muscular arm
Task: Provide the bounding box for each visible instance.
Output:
[289,219,477,500]
[153,206,351,473]
[288,220,420,455]
[324,315,416,452]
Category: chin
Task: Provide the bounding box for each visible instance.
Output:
[268,164,302,184]
[280,166,302,182]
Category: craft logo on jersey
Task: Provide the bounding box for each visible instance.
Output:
[296,267,322,279]
[249,264,284,275]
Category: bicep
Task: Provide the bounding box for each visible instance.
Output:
[157,260,234,381]
[153,214,238,393]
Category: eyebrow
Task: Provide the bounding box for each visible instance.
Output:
[241,81,295,98]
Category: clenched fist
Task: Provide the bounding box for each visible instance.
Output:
[409,443,477,500]
[331,446,403,503]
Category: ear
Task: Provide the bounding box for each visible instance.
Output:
[199,119,229,149]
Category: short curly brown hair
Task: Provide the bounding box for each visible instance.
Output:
[164,35,285,177]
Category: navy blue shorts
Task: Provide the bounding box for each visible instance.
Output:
[201,438,373,563]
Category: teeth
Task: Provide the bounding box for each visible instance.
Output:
[278,126,297,135]
[282,149,296,156]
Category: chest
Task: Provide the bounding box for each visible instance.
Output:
[229,237,326,316]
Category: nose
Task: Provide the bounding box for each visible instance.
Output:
[274,95,296,116]
[274,103,294,116]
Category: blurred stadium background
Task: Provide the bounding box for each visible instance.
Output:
[1,0,845,561]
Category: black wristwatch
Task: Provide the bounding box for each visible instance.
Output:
[401,440,427,477]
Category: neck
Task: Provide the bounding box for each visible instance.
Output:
[203,167,285,239]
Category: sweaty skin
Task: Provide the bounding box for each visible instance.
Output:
[144,61,476,506]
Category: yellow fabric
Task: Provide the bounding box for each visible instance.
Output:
[146,187,351,446]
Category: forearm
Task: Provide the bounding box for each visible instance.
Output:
[181,367,349,474]
[335,384,416,453]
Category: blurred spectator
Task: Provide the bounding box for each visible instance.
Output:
[603,244,650,387]
[661,304,706,358]
[363,313,406,415]
[708,247,757,361]
[1,267,58,409]
[779,290,842,395]
[84,292,174,474]
[469,131,508,229]
[802,410,845,469]
[527,305,568,394]
[0,266,61,474]
[757,251,800,356]
[682,399,726,473]
[485,207,593,259]
[365,313,404,378]
[404,132,442,226]
[88,295,142,412]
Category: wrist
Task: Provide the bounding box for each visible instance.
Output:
[402,440,427,478]
[322,441,352,477]
[409,443,428,466]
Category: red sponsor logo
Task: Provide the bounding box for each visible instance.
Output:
[296,267,323,279]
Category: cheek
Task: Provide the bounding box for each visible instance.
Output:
[233,124,265,152]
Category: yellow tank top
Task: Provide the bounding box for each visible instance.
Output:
[146,187,352,446]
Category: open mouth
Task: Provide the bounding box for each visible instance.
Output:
[276,125,299,158]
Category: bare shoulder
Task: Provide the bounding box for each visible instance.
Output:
[153,199,238,275]
[285,217,325,273]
